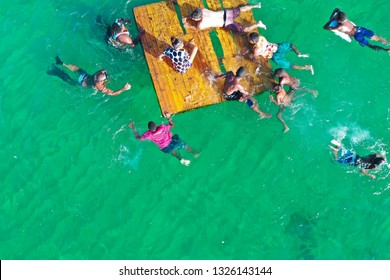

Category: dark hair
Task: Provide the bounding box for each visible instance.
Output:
[248,32,260,44]
[360,154,385,169]
[171,37,182,49]
[95,70,108,82]
[111,22,122,35]
[148,121,157,132]
[236,66,245,78]
[191,9,202,20]
[274,68,285,77]
[273,85,282,92]
[339,12,347,22]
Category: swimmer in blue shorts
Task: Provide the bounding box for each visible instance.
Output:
[329,139,386,179]
[323,8,390,52]
[48,56,131,96]
[215,66,271,119]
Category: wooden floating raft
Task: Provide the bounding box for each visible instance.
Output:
[133,0,273,115]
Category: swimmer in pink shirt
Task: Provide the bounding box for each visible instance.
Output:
[129,113,199,166]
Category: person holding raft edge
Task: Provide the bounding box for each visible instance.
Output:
[50,56,131,96]
[215,66,271,119]
[159,37,198,74]
[182,3,266,33]
[106,18,145,49]
[274,68,318,97]
[129,113,200,166]
[323,8,390,52]
[243,32,314,74]
[329,139,386,179]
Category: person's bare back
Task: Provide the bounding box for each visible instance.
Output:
[223,72,245,96]
[198,9,225,29]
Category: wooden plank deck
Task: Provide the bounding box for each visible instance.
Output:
[133,0,274,115]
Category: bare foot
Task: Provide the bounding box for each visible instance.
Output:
[308,65,314,75]
[310,90,318,98]
[180,159,191,166]
[257,20,266,30]
[283,127,290,133]
[259,112,272,119]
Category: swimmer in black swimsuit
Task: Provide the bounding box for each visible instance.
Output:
[47,55,131,96]
[215,66,271,119]
[329,140,386,179]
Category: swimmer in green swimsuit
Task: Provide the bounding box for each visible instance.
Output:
[48,56,131,96]
[245,32,314,74]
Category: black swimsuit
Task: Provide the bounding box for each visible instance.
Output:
[224,90,243,101]
[222,10,227,27]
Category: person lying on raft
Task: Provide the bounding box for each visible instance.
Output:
[106,18,145,49]
[182,3,266,33]
[242,32,314,74]
[159,37,198,74]
[129,113,200,166]
[274,68,317,97]
[323,8,390,52]
[269,85,294,133]
[50,56,131,96]
[329,139,386,179]
[215,66,271,119]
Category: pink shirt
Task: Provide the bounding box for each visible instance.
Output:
[140,124,172,149]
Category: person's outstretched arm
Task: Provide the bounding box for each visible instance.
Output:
[128,122,141,139]
[361,169,375,179]
[99,83,131,96]
[164,112,174,128]
[214,72,227,79]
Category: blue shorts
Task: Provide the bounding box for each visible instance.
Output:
[161,134,186,154]
[245,98,254,108]
[337,149,358,166]
[272,43,293,69]
[354,26,375,47]
[77,70,88,86]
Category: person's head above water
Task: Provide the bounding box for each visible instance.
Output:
[248,32,260,44]
[111,22,122,34]
[95,70,108,83]
[273,85,283,92]
[148,121,157,132]
[190,9,202,21]
[171,37,183,49]
[274,68,286,77]
[236,66,245,78]
[365,155,385,169]
[339,11,347,22]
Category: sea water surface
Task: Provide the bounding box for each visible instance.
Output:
[0,0,389,259]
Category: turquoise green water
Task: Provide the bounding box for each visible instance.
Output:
[1,0,389,260]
